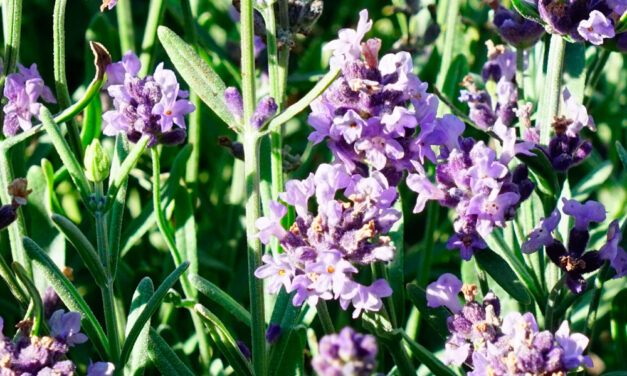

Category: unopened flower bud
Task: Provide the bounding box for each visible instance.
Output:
[84,139,110,183]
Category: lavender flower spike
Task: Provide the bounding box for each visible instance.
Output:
[426,273,463,313]
[312,327,378,376]
[577,10,616,45]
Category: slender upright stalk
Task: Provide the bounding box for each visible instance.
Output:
[243,134,267,376]
[241,0,266,373]
[94,183,121,362]
[53,0,83,160]
[151,148,212,366]
[0,148,30,276]
[139,0,166,76]
[417,201,439,286]
[116,0,136,54]
[539,34,566,146]
[316,301,335,334]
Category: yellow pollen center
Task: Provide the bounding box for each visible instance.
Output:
[278,270,285,276]
[165,110,173,116]
[327,266,335,273]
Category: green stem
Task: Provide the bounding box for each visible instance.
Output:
[539,34,566,146]
[386,339,416,376]
[0,254,28,306]
[417,201,439,287]
[0,0,23,129]
[544,274,564,331]
[139,0,166,77]
[116,0,136,54]
[185,92,202,198]
[53,0,83,161]
[12,262,42,334]
[584,49,611,106]
[240,0,256,122]
[150,148,211,366]
[315,300,335,334]
[585,263,609,339]
[243,134,267,376]
[0,149,30,276]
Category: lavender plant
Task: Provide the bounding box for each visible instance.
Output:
[0,0,624,375]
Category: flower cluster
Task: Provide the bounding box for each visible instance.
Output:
[407,131,535,260]
[102,51,195,147]
[2,63,56,137]
[307,9,453,185]
[522,198,625,293]
[492,6,545,48]
[254,163,398,318]
[427,274,593,374]
[0,311,114,375]
[311,327,378,376]
[536,0,626,47]
[459,41,518,131]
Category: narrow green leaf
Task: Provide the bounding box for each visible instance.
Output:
[188,273,251,327]
[119,261,190,367]
[39,107,92,205]
[23,237,109,357]
[108,134,129,278]
[511,0,543,23]
[268,296,301,372]
[51,214,108,287]
[401,332,457,376]
[406,283,450,339]
[195,304,255,376]
[475,249,532,304]
[386,199,405,326]
[146,329,195,376]
[157,26,234,126]
[571,162,613,201]
[174,188,198,277]
[616,141,627,168]
[12,262,43,334]
[106,136,149,211]
[125,278,154,376]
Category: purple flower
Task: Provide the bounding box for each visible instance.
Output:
[254,253,295,294]
[555,321,594,369]
[599,220,627,278]
[236,340,252,360]
[562,198,606,231]
[493,6,545,48]
[102,51,194,147]
[255,164,399,317]
[577,10,616,45]
[446,232,487,261]
[255,200,288,244]
[312,327,378,376]
[100,0,118,11]
[250,96,278,129]
[521,208,561,253]
[224,87,244,123]
[332,109,367,143]
[324,9,373,67]
[426,273,463,313]
[3,63,56,136]
[105,50,141,86]
[467,191,520,237]
[87,362,116,376]
[43,286,62,318]
[49,310,88,346]
[563,88,595,136]
[265,323,281,344]
[406,169,445,213]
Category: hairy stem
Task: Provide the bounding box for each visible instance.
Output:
[539,34,565,146]
[53,0,84,160]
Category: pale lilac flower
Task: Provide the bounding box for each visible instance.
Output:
[521,209,561,253]
[340,279,392,319]
[332,109,367,143]
[254,253,295,294]
[49,310,88,346]
[563,88,595,136]
[3,63,56,136]
[87,362,116,376]
[255,200,288,244]
[406,170,445,214]
[324,9,373,66]
[105,50,141,86]
[102,51,194,146]
[555,321,594,369]
[426,273,463,313]
[577,10,616,45]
